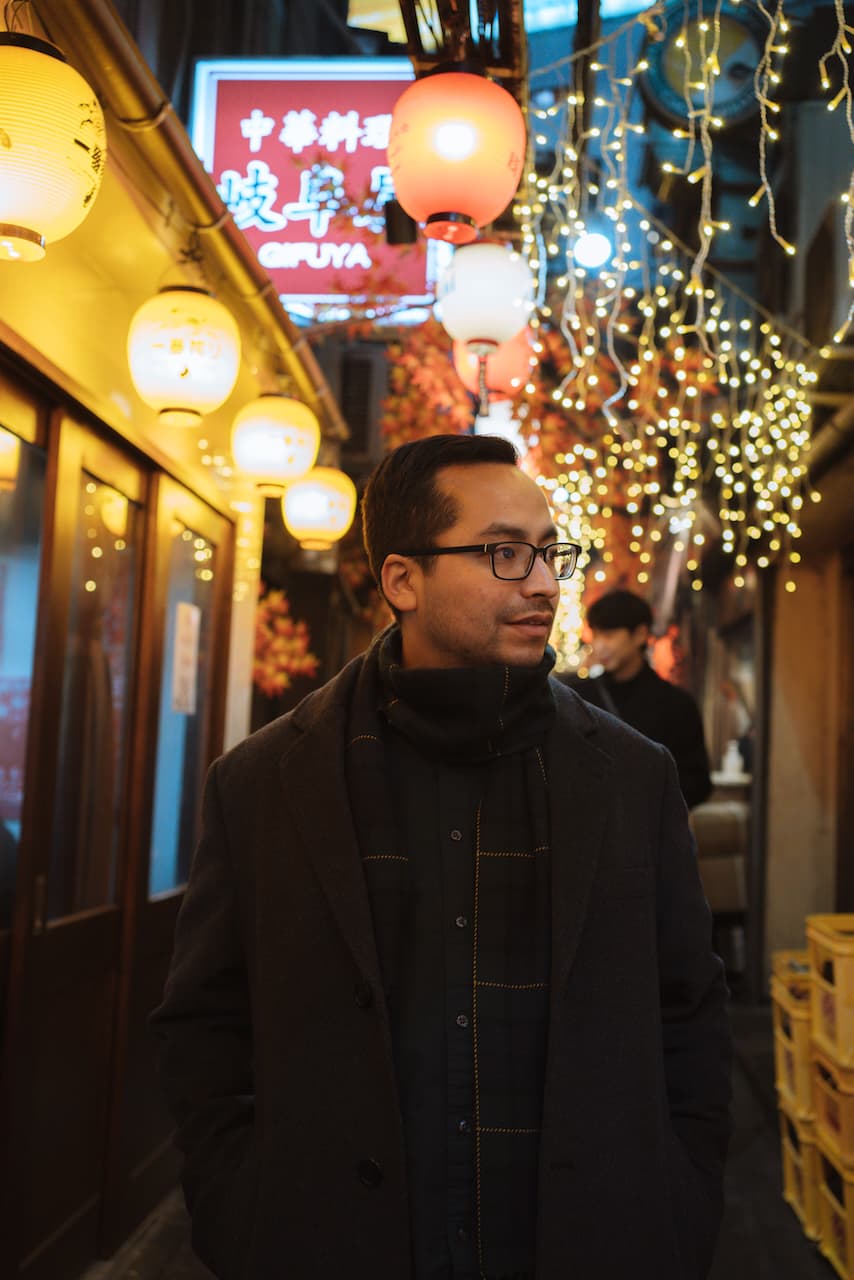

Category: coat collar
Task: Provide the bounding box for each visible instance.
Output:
[276,659,614,999]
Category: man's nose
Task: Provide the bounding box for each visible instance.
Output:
[522,554,559,598]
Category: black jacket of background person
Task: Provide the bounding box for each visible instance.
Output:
[151,658,731,1280]
[561,662,713,810]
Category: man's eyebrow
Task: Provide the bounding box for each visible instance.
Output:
[476,522,559,542]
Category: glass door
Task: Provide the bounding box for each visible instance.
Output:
[4,413,147,1280]
[100,473,233,1252]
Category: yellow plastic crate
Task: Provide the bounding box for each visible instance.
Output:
[808,916,854,1067]
[772,965,813,1118]
[779,1096,821,1240]
[814,1042,854,1167]
[773,948,812,996]
[818,1132,854,1278]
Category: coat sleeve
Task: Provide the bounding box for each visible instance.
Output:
[149,759,258,1280]
[655,745,732,1275]
[670,691,713,810]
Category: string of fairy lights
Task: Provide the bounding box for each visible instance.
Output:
[509,0,852,628]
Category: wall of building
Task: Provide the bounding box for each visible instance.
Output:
[764,553,843,968]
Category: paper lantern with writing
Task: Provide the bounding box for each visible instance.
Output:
[282,467,357,551]
[0,34,106,263]
[388,71,526,245]
[127,287,241,427]
[231,395,320,494]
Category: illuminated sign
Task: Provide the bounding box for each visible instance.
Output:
[191,58,434,320]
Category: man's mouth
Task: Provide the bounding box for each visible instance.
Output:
[506,614,554,631]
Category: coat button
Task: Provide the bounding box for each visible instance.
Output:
[354,980,374,1008]
[357,1158,383,1188]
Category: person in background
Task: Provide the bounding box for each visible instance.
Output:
[152,436,730,1280]
[561,588,712,810]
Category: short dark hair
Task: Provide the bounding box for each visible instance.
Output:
[361,434,518,589]
[586,589,653,632]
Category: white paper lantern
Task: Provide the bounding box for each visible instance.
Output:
[282,467,357,551]
[0,34,106,262]
[231,395,320,493]
[127,287,241,427]
[436,242,534,355]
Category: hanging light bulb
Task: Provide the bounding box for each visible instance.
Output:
[573,228,614,270]
[437,243,534,413]
[453,327,534,400]
[0,34,106,262]
[388,70,526,245]
[127,287,241,427]
[282,467,357,551]
[231,395,320,494]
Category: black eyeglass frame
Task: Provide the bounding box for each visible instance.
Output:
[395,540,582,581]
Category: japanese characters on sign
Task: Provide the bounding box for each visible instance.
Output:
[191,59,431,319]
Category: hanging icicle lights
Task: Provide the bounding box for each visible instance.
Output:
[513,0,833,595]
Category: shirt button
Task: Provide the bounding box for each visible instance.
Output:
[455,915,468,929]
[457,1119,470,1134]
[456,1225,471,1242]
[456,1013,469,1028]
[450,828,462,841]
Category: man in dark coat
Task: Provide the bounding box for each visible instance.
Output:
[562,589,712,809]
[151,435,731,1280]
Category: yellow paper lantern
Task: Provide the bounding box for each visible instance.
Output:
[127,287,241,427]
[0,34,106,263]
[231,395,320,493]
[282,467,357,551]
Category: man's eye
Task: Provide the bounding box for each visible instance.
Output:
[497,544,519,560]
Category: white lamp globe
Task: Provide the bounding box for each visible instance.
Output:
[436,243,535,355]
[573,228,614,270]
[231,395,320,493]
[127,287,241,427]
[0,34,107,262]
[282,467,357,551]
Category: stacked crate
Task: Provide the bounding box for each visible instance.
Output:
[807,914,854,1279]
[772,948,820,1241]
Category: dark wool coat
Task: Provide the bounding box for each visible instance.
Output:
[151,658,732,1280]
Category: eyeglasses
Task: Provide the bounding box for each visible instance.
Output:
[397,540,582,581]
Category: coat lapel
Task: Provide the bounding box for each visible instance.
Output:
[277,694,385,994]
[547,684,614,992]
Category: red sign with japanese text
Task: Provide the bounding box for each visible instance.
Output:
[191,59,430,316]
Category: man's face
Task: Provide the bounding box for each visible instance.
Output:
[393,462,560,669]
[590,624,649,680]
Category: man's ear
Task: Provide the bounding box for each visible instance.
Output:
[633,623,651,649]
[381,554,419,615]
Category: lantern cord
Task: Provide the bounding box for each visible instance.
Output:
[477,355,490,417]
[2,0,29,32]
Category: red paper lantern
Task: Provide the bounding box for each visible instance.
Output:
[454,327,534,399]
[388,70,526,245]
